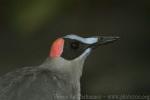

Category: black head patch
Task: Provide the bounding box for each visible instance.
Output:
[61,38,90,60]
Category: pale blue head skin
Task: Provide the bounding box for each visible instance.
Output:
[64,34,98,44]
[64,34,99,60]
[63,34,119,61]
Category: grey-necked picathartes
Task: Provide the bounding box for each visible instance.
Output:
[0,34,119,100]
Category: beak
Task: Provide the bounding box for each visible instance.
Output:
[90,36,120,49]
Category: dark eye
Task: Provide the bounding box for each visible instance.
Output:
[100,37,104,40]
[71,41,80,49]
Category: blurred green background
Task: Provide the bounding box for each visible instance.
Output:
[0,0,150,99]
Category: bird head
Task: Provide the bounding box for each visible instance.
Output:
[45,34,120,77]
[49,34,119,61]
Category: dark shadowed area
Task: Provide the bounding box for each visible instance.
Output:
[0,0,150,99]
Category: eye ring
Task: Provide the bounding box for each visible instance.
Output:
[71,41,80,49]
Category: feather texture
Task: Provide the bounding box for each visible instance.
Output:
[0,66,80,100]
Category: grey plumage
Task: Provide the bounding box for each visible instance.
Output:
[0,58,81,100]
[0,34,119,100]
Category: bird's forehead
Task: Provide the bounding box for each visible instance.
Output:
[64,34,98,44]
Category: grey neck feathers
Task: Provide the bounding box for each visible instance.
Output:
[39,57,85,80]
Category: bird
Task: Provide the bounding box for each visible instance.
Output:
[0,34,119,100]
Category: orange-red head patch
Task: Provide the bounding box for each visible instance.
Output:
[50,38,64,58]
